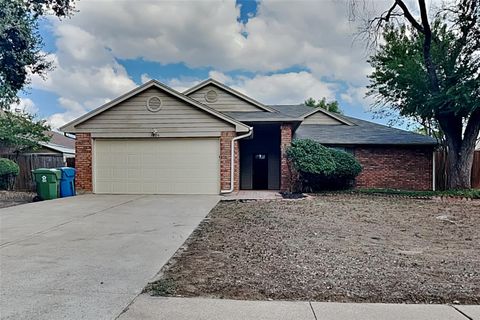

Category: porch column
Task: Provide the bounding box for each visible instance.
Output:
[280,124,292,191]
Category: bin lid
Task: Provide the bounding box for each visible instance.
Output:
[32,168,62,178]
[58,167,76,177]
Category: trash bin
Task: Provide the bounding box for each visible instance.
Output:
[58,167,76,197]
[32,168,61,200]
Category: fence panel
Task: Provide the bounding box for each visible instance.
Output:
[0,154,65,191]
[435,150,480,190]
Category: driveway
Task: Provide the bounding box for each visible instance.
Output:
[0,194,219,320]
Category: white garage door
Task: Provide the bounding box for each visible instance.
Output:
[94,139,220,194]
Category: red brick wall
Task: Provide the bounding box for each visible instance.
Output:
[75,133,93,192]
[355,146,433,190]
[280,124,293,191]
[220,131,240,192]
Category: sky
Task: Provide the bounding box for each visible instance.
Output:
[15,0,417,130]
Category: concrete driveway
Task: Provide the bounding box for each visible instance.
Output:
[0,194,219,320]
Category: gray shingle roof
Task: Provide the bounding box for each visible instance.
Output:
[224,111,301,122]
[271,105,437,146]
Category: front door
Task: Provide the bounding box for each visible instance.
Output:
[252,154,268,189]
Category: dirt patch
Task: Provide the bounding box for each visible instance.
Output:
[0,191,35,208]
[147,194,480,304]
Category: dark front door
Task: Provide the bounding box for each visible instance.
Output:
[252,154,268,189]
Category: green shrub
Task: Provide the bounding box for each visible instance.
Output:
[286,139,362,191]
[0,158,20,190]
[329,148,362,179]
[286,139,336,176]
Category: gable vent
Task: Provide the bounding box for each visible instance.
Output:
[205,89,218,103]
[146,96,162,112]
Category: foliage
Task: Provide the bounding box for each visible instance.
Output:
[330,148,362,179]
[0,157,19,190]
[363,0,480,189]
[0,111,51,153]
[0,0,75,109]
[353,188,480,199]
[286,139,336,176]
[286,139,362,191]
[304,97,343,114]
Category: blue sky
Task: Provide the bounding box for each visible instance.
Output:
[19,0,398,130]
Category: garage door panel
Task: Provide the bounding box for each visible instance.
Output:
[94,139,220,194]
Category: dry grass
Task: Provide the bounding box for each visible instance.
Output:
[147,194,480,304]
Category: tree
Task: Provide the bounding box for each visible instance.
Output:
[350,0,479,189]
[0,0,75,109]
[0,111,51,154]
[304,97,343,114]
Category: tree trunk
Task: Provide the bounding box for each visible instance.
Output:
[440,111,480,190]
[446,147,473,189]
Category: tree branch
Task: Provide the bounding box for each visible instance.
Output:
[395,0,424,33]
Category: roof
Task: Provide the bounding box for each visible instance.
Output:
[45,131,75,149]
[269,104,312,117]
[224,111,302,122]
[183,78,275,112]
[39,142,75,155]
[60,80,250,133]
[295,117,437,145]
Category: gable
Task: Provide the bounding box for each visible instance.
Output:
[74,87,235,137]
[302,111,346,125]
[187,84,266,112]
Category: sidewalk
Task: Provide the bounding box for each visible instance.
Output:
[117,295,480,320]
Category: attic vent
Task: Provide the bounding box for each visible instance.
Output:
[146,96,162,112]
[205,89,218,103]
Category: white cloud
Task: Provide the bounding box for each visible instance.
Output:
[33,0,397,127]
[10,98,39,115]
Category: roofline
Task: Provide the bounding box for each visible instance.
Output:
[183,78,276,112]
[38,142,76,154]
[59,80,250,133]
[301,107,355,126]
[232,117,304,122]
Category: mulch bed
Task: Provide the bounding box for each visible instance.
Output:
[146,194,480,304]
[0,191,35,208]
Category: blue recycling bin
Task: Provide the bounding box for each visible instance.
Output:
[58,167,76,197]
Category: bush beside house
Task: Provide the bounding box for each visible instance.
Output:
[287,139,362,192]
[0,158,20,190]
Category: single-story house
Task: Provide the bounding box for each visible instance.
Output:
[36,131,76,165]
[60,79,437,194]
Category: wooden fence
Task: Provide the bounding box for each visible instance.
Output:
[435,150,480,190]
[1,154,65,191]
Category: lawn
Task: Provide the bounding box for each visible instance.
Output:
[146,194,480,304]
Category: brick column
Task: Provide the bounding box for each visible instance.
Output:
[220,131,240,192]
[75,133,93,193]
[280,124,292,191]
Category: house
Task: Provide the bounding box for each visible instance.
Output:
[36,131,76,165]
[60,79,437,194]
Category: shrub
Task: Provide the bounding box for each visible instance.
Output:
[286,139,362,191]
[286,139,336,176]
[0,158,20,190]
[329,148,362,179]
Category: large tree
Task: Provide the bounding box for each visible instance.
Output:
[0,0,75,109]
[305,97,343,114]
[0,110,51,154]
[352,0,479,189]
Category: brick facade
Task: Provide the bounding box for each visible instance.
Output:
[355,146,433,190]
[75,133,93,193]
[280,124,293,191]
[220,131,240,192]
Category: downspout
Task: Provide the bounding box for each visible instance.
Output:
[221,127,253,194]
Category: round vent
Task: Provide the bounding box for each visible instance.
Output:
[205,89,218,103]
[146,96,162,112]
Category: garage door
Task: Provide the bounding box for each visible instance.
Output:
[93,139,220,194]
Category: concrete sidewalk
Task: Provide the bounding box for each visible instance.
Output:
[118,295,480,320]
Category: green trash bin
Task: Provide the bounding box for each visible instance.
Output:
[32,168,61,200]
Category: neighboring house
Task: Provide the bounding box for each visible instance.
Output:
[36,131,75,164]
[60,79,437,194]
